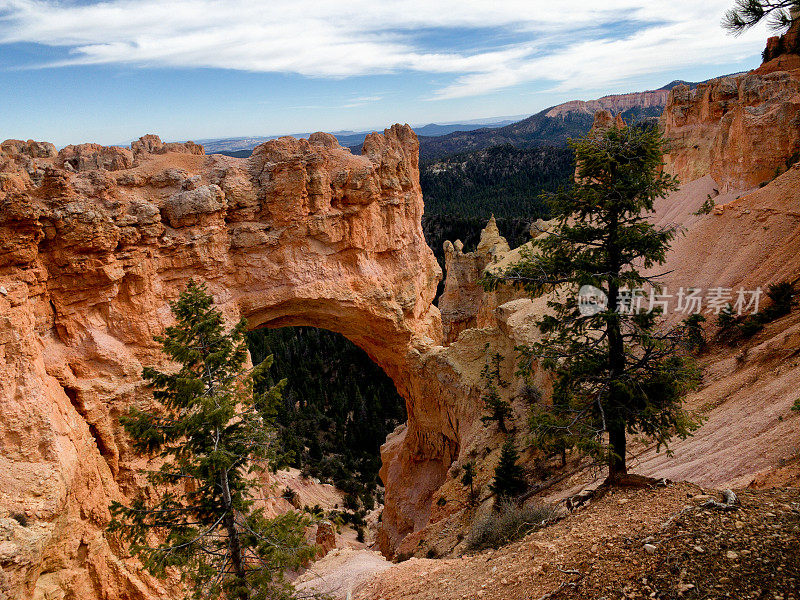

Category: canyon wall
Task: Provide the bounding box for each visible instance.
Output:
[661,32,800,192]
[0,126,448,599]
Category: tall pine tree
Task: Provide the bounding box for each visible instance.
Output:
[485,124,701,484]
[109,281,314,600]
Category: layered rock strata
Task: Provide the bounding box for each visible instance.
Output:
[545,88,670,118]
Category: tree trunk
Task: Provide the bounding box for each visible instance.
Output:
[605,208,628,483]
[498,415,508,434]
[607,419,627,482]
[221,470,248,600]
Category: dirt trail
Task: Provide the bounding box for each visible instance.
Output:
[294,549,393,599]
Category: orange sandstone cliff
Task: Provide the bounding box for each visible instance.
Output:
[0,128,450,598]
[661,31,800,192]
[545,88,670,119]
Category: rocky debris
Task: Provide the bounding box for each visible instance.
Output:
[353,484,800,600]
[702,488,739,511]
[560,488,800,599]
[57,143,134,172]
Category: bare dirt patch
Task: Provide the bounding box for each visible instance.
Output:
[348,483,798,600]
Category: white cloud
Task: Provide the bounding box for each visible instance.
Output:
[0,0,771,98]
[343,96,384,108]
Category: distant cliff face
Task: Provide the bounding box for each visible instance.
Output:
[662,65,800,192]
[0,127,447,599]
[761,18,800,71]
[545,88,670,118]
[418,86,671,161]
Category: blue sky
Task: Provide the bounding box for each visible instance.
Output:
[0,0,770,148]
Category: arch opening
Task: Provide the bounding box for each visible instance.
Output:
[246,324,407,518]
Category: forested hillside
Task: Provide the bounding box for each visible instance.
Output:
[420,143,575,282]
[247,326,406,510]
[420,144,572,219]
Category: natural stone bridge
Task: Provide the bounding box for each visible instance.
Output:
[0,127,475,599]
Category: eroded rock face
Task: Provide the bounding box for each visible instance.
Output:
[0,124,444,599]
[58,143,134,172]
[661,65,800,192]
[439,216,513,343]
[131,134,204,161]
[545,89,669,118]
[761,19,800,72]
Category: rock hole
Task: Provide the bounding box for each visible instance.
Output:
[246,325,406,517]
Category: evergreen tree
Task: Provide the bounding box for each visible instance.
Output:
[683,314,707,352]
[763,280,797,319]
[460,462,478,505]
[485,124,701,484]
[490,439,527,500]
[480,351,512,433]
[108,281,314,600]
[723,0,799,34]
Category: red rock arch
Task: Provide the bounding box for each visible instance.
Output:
[0,126,455,598]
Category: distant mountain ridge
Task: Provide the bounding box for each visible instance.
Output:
[199,119,517,154]
[415,81,702,160]
[543,88,670,118]
[208,78,726,161]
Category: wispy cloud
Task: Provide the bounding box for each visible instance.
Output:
[343,95,384,108]
[287,95,384,110]
[0,0,769,99]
